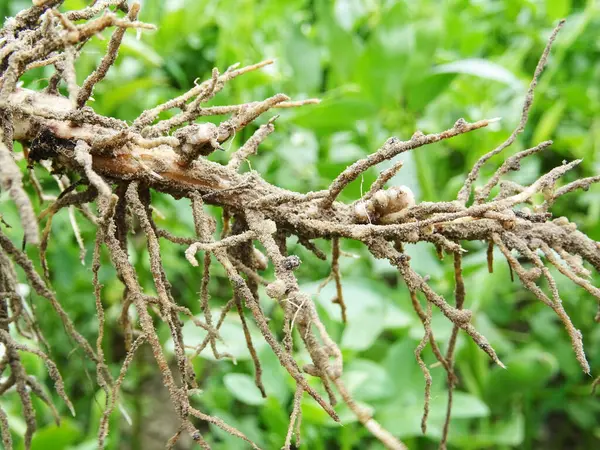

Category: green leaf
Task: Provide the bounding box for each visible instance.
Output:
[301,396,334,426]
[449,411,525,447]
[69,440,102,450]
[531,99,566,144]
[309,280,410,326]
[62,0,86,11]
[432,59,523,88]
[413,147,437,201]
[430,392,490,420]
[258,348,292,404]
[100,77,164,114]
[223,373,266,406]
[335,399,374,425]
[30,419,82,450]
[327,132,365,163]
[19,350,45,379]
[164,58,189,90]
[120,35,164,67]
[343,359,395,402]
[546,0,571,20]
[383,340,442,403]
[376,390,489,440]
[340,309,385,351]
[275,129,318,168]
[406,73,454,113]
[471,313,514,355]
[486,412,525,446]
[333,0,372,31]
[316,2,361,87]
[404,243,444,280]
[375,401,426,439]
[291,92,377,131]
[566,399,597,429]
[352,30,408,106]
[285,29,321,93]
[484,345,559,407]
[260,397,291,436]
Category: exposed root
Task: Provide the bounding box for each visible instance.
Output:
[440,250,467,449]
[283,384,303,450]
[0,9,596,450]
[412,291,433,434]
[333,377,408,450]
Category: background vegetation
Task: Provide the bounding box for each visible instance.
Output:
[1,0,600,448]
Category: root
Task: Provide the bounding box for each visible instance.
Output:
[0,8,596,450]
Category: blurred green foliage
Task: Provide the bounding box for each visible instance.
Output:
[1,0,600,449]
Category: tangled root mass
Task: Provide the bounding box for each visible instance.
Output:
[0,3,598,450]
